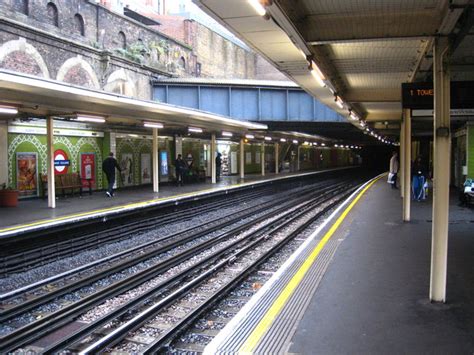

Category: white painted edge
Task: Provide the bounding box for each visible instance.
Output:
[0,167,355,238]
[203,172,384,355]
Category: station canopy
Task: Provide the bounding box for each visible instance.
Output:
[195,0,474,140]
[0,70,268,136]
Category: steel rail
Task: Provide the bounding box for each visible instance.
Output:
[0,181,343,353]
[79,186,356,354]
[2,187,273,274]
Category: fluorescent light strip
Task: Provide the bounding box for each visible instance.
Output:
[335,96,344,109]
[350,112,358,120]
[247,0,266,16]
[264,136,272,141]
[310,61,326,87]
[222,131,233,137]
[188,127,203,133]
[144,122,164,129]
[0,105,18,114]
[245,134,255,139]
[280,138,286,142]
[292,140,298,144]
[76,115,106,123]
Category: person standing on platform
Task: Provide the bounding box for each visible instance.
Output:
[175,154,186,186]
[389,151,399,189]
[216,152,222,180]
[412,155,428,201]
[102,152,121,197]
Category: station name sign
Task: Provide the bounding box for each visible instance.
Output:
[402,81,474,110]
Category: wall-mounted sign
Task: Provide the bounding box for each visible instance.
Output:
[8,125,104,137]
[160,151,169,176]
[141,153,151,184]
[54,149,70,175]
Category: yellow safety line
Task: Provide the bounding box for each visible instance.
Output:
[238,175,383,354]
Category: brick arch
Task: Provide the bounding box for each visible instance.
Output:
[56,55,100,89]
[0,38,50,78]
[105,68,136,97]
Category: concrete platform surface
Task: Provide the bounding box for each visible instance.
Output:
[289,179,474,354]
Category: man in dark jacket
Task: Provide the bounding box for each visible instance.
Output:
[216,152,222,180]
[175,154,186,186]
[102,152,121,197]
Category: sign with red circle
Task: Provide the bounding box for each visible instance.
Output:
[54,149,70,175]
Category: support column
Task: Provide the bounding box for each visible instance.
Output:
[400,120,405,198]
[46,116,55,208]
[275,142,279,174]
[0,120,7,187]
[261,142,265,176]
[430,37,451,303]
[152,128,159,192]
[403,109,411,221]
[211,134,216,184]
[240,138,245,179]
[297,146,300,171]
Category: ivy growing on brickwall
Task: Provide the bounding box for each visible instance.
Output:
[114,42,149,63]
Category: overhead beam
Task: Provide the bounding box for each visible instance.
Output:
[365,112,401,121]
[308,35,431,46]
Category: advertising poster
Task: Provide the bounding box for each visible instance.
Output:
[255,151,260,164]
[120,153,134,186]
[141,153,151,184]
[81,153,95,188]
[230,151,238,174]
[245,152,252,165]
[160,151,169,176]
[16,152,38,197]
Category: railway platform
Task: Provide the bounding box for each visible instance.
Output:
[0,168,348,237]
[205,176,474,354]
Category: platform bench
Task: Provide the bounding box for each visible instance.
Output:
[41,173,92,198]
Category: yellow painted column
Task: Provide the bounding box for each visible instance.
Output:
[430,37,451,303]
[46,116,56,208]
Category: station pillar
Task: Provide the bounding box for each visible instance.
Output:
[297,145,300,171]
[430,37,451,303]
[402,109,411,221]
[0,120,7,187]
[261,142,265,176]
[152,128,159,192]
[275,142,279,174]
[240,138,245,179]
[211,134,216,184]
[46,116,56,208]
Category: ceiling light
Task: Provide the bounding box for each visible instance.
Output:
[321,143,326,146]
[335,96,344,109]
[264,136,272,141]
[245,134,255,139]
[280,138,287,142]
[292,140,298,144]
[0,105,18,114]
[313,142,318,146]
[334,144,339,147]
[222,131,233,137]
[350,111,358,120]
[303,141,309,145]
[144,121,164,129]
[76,114,106,123]
[350,145,354,149]
[309,61,326,87]
[188,127,203,133]
[247,0,266,16]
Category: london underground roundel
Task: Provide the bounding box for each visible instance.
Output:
[54,149,70,174]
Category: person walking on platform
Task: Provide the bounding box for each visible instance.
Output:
[389,151,399,189]
[412,155,428,201]
[175,154,186,186]
[216,152,222,180]
[102,152,121,197]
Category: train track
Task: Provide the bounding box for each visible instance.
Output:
[1,178,352,353]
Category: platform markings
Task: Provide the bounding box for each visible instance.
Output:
[237,174,383,354]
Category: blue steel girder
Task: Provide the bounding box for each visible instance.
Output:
[153,84,345,123]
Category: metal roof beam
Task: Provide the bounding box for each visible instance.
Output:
[345,89,401,103]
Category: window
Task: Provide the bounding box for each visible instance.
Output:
[14,0,29,15]
[179,56,186,69]
[47,2,59,27]
[118,31,127,49]
[196,63,201,77]
[74,14,85,36]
